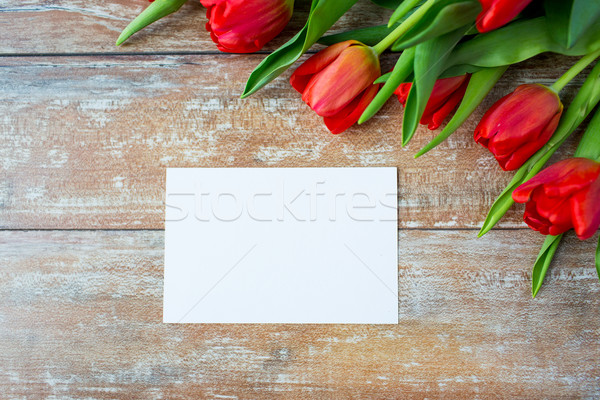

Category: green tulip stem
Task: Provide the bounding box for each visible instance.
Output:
[387,0,422,28]
[550,48,600,93]
[372,0,437,56]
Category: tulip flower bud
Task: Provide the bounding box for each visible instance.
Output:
[476,0,533,33]
[474,84,563,171]
[290,40,381,134]
[512,158,600,240]
[200,0,294,53]
[395,75,470,130]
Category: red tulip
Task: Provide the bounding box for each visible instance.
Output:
[200,0,293,53]
[476,0,533,33]
[474,84,563,171]
[512,158,600,240]
[395,74,470,130]
[290,40,380,134]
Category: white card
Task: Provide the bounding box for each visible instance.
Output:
[164,168,398,324]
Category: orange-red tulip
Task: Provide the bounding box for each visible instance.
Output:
[513,158,600,240]
[290,40,380,134]
[395,74,470,130]
[474,84,563,171]
[200,0,293,53]
[476,0,533,33]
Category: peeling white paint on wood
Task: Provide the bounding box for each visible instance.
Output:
[0,0,393,54]
[0,54,584,229]
[1,230,598,398]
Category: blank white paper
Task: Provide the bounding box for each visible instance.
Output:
[164,167,398,324]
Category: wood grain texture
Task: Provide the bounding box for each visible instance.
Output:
[1,229,598,399]
[0,0,391,54]
[0,53,585,229]
[1,1,599,397]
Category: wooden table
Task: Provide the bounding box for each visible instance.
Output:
[1,1,599,398]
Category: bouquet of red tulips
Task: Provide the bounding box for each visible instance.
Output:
[118,0,600,296]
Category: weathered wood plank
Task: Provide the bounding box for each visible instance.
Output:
[1,230,598,398]
[0,0,391,54]
[0,53,584,229]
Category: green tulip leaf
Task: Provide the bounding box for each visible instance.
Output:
[370,0,405,10]
[318,24,399,47]
[478,59,600,237]
[242,0,358,98]
[545,0,600,50]
[402,26,470,146]
[415,65,507,158]
[376,66,484,83]
[358,47,416,125]
[551,16,600,55]
[532,234,563,298]
[448,18,554,67]
[441,64,486,77]
[391,0,481,51]
[374,71,393,84]
[447,17,600,71]
[116,0,188,46]
[319,6,419,47]
[388,0,428,27]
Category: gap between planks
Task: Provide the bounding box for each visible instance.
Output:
[0,50,322,57]
[0,228,532,232]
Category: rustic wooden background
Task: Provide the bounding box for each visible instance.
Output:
[1,0,599,398]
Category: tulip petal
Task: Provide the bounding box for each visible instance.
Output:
[202,0,293,53]
[290,73,314,94]
[302,45,380,117]
[473,91,512,147]
[474,84,562,170]
[524,194,551,235]
[292,40,358,85]
[476,0,533,33]
[500,109,561,171]
[513,159,581,203]
[324,84,380,134]
[571,177,600,240]
[515,158,600,240]
[484,85,561,159]
[543,158,600,197]
[513,180,541,203]
[499,139,542,171]
[531,187,570,228]
[422,76,470,130]
[546,200,573,233]
[394,83,412,105]
[422,76,467,116]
